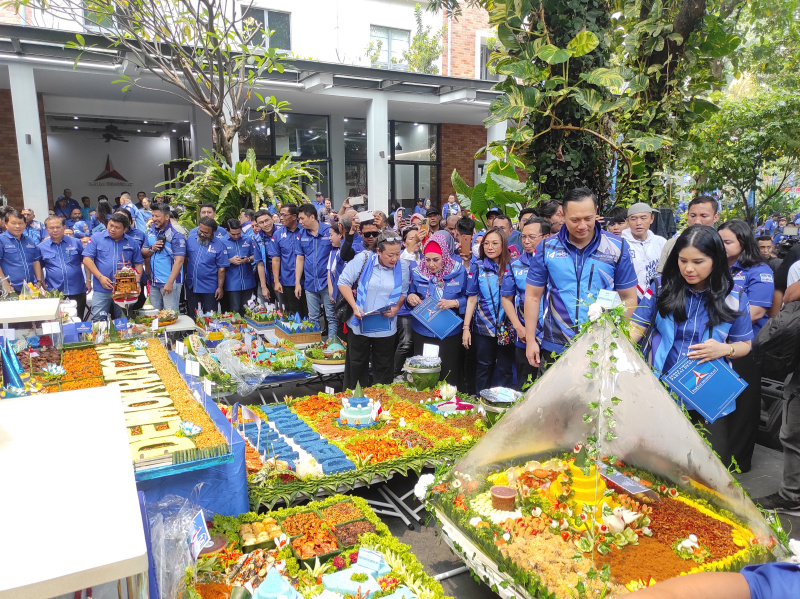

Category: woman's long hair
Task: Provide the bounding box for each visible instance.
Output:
[718,219,764,269]
[479,227,511,283]
[658,225,740,330]
[96,200,112,226]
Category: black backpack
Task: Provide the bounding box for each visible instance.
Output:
[752,301,800,380]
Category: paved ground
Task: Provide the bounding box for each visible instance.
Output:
[226,378,800,596]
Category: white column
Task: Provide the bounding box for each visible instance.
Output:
[486,121,508,163]
[366,95,389,213]
[328,113,346,207]
[8,64,49,217]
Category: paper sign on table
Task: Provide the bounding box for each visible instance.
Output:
[113,318,129,331]
[42,321,61,335]
[175,341,185,356]
[325,386,335,396]
[151,318,159,331]
[355,548,385,574]
[2,328,15,340]
[74,321,92,335]
[190,510,211,560]
[422,343,439,358]
[191,360,200,376]
[203,378,213,396]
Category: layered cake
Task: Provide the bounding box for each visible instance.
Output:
[338,383,381,428]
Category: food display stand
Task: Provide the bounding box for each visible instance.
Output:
[0,297,60,339]
[0,387,148,599]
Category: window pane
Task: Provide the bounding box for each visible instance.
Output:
[392,164,415,203]
[242,7,266,46]
[393,122,437,161]
[267,11,291,51]
[419,165,438,206]
[391,29,410,61]
[344,118,367,161]
[370,25,389,65]
[302,161,329,199]
[237,118,272,162]
[345,162,368,197]
[275,114,329,159]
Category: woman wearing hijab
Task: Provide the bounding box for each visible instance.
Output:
[406,233,467,386]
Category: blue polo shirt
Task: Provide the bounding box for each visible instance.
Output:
[38,235,86,296]
[294,222,333,293]
[82,231,144,289]
[527,223,637,352]
[742,562,800,598]
[186,230,230,293]
[222,235,256,291]
[465,258,512,336]
[54,199,81,218]
[501,251,539,349]
[126,227,148,251]
[121,202,149,233]
[253,228,278,286]
[0,231,42,289]
[146,223,187,286]
[23,222,44,245]
[731,261,774,336]
[274,224,303,287]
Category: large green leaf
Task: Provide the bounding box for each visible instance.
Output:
[687,97,720,120]
[582,68,625,89]
[626,135,670,152]
[485,88,531,126]
[498,59,541,83]
[537,44,574,65]
[627,74,649,93]
[490,172,526,192]
[471,182,489,215]
[497,23,521,50]
[567,31,600,57]
[572,88,603,113]
[451,169,473,199]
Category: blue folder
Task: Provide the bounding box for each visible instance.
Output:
[361,313,393,333]
[661,356,747,423]
[411,295,463,340]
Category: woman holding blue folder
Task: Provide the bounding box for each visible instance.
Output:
[630,225,753,467]
[406,233,467,386]
[338,231,410,389]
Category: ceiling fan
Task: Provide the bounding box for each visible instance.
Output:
[100,123,129,143]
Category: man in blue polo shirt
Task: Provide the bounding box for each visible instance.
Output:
[222,219,257,314]
[142,203,186,311]
[21,208,45,245]
[83,212,144,321]
[253,209,277,304]
[195,203,229,242]
[274,203,305,314]
[295,203,335,336]
[185,217,230,317]
[524,187,638,372]
[312,192,325,215]
[119,191,149,233]
[0,209,44,295]
[39,216,90,318]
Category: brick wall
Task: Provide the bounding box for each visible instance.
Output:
[441,5,491,79]
[439,122,486,206]
[0,5,21,24]
[0,90,54,210]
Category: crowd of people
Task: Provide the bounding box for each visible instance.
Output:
[5,186,800,514]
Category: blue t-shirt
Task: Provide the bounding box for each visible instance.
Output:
[83,231,144,289]
[407,261,467,337]
[731,261,774,336]
[146,223,187,286]
[294,222,333,293]
[186,230,230,293]
[465,257,511,337]
[222,235,257,291]
[763,219,777,234]
[121,202,149,233]
[0,231,42,289]
[38,236,86,296]
[632,283,753,374]
[527,223,638,352]
[742,562,800,598]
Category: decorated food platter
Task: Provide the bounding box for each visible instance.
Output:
[228,382,486,510]
[190,495,452,599]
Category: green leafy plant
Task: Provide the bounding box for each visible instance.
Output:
[403,4,446,74]
[161,149,319,227]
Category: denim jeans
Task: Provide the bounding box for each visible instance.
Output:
[90,290,121,321]
[225,287,254,315]
[306,287,337,339]
[149,283,182,311]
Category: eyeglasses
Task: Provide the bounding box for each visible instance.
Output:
[521,234,544,241]
[363,231,380,238]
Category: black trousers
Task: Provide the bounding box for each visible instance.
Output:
[462,339,477,394]
[185,286,218,318]
[728,353,762,472]
[282,286,307,317]
[516,345,539,391]
[538,348,560,376]
[689,409,734,469]
[473,333,514,394]
[344,330,396,390]
[412,330,462,387]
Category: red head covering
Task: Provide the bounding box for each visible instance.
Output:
[419,232,455,282]
[423,240,442,256]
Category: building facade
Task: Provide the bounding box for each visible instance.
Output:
[0,1,505,217]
